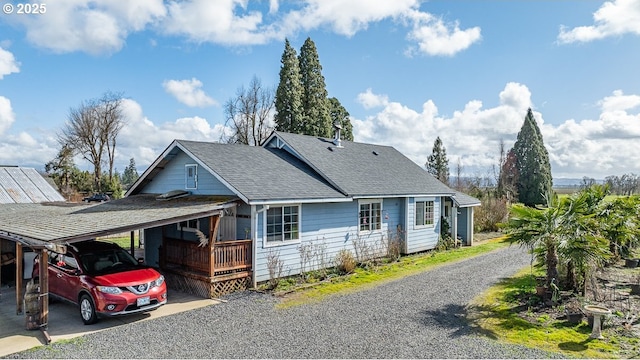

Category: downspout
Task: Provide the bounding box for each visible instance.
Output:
[453,204,458,245]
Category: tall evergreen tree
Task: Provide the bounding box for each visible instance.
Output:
[328,97,353,141]
[426,136,450,185]
[298,37,332,138]
[274,39,304,134]
[122,157,139,189]
[512,108,553,206]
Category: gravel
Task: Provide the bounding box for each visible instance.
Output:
[5,246,565,359]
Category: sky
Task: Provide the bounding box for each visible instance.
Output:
[0,0,639,181]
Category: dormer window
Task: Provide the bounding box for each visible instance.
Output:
[185,164,197,189]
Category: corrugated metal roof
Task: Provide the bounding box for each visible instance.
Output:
[0,194,237,246]
[0,167,65,204]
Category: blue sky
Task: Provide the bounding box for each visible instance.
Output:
[0,0,639,180]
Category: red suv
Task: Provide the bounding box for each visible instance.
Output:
[33,240,167,324]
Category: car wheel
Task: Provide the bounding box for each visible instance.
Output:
[79,294,98,325]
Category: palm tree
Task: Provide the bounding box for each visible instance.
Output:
[505,186,611,292]
[505,195,562,289]
[599,195,640,261]
[556,185,610,293]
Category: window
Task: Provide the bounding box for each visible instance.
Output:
[185,164,197,189]
[177,219,200,232]
[50,253,78,271]
[415,200,435,227]
[266,205,299,243]
[359,200,382,231]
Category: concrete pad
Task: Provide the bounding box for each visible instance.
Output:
[0,284,219,357]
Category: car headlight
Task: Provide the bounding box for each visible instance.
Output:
[97,286,122,294]
[153,275,165,287]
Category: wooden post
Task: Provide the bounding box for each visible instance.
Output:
[39,249,49,331]
[16,243,23,314]
[209,216,220,277]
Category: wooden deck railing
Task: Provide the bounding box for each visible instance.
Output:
[213,239,252,274]
[163,237,210,274]
[162,237,251,276]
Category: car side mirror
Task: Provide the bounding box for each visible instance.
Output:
[137,258,144,264]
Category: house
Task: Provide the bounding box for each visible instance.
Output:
[125,131,480,297]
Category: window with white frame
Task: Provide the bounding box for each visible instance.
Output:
[266,205,299,243]
[185,164,197,189]
[359,200,382,232]
[415,200,435,227]
[177,219,200,232]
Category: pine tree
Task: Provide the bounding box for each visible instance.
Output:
[298,37,332,138]
[122,157,139,189]
[328,97,353,141]
[274,39,304,134]
[512,108,553,206]
[426,136,450,185]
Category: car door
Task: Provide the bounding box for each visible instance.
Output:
[49,252,81,302]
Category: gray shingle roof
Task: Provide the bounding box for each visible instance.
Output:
[0,166,65,204]
[452,191,481,207]
[0,194,236,246]
[271,132,455,197]
[177,140,346,202]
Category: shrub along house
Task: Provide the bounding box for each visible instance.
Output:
[125,130,480,298]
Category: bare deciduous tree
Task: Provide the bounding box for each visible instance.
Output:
[222,76,275,146]
[58,92,125,191]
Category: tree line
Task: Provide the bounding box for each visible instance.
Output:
[221,37,353,146]
[46,37,352,199]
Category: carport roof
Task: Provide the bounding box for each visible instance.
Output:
[0,194,238,247]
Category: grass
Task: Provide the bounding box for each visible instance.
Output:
[277,236,510,309]
[96,233,140,249]
[468,268,630,359]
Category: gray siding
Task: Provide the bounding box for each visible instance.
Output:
[253,199,404,283]
[141,151,236,196]
[405,197,441,253]
[143,227,163,268]
[457,207,471,245]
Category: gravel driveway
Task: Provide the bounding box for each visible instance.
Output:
[5,246,564,359]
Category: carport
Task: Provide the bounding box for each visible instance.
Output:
[0,194,237,343]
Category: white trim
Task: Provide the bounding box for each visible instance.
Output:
[177,143,251,203]
[185,163,198,190]
[125,140,180,196]
[249,197,350,205]
[414,199,436,229]
[177,218,200,233]
[357,198,383,235]
[353,193,454,199]
[262,203,302,248]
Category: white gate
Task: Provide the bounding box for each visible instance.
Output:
[218,206,237,241]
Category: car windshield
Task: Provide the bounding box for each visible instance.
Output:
[79,248,139,274]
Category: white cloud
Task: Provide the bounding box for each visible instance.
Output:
[0,96,15,135]
[352,83,640,179]
[14,0,166,55]
[356,88,389,109]
[4,0,478,56]
[0,129,59,169]
[116,99,229,168]
[160,0,271,45]
[0,47,20,79]
[558,0,640,44]
[598,89,640,112]
[163,78,217,108]
[403,10,482,56]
